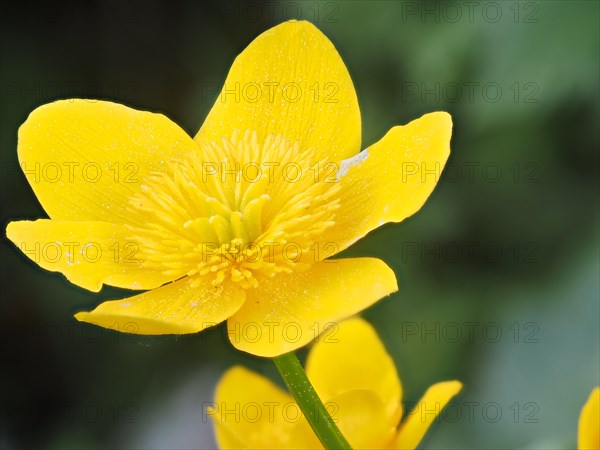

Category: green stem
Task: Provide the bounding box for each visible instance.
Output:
[272,352,352,450]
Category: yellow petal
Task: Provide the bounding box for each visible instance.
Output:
[289,390,396,450]
[306,317,402,423]
[209,421,246,450]
[75,276,245,334]
[226,258,397,357]
[394,380,462,450]
[18,99,198,222]
[322,112,452,254]
[210,366,294,450]
[196,20,361,162]
[6,219,173,292]
[579,387,600,450]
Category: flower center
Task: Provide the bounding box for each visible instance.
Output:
[127,130,340,289]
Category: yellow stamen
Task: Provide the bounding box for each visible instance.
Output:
[126,130,340,288]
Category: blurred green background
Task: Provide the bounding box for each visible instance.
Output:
[1,1,598,449]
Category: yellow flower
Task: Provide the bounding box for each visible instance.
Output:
[210,317,462,449]
[579,387,599,449]
[6,21,451,357]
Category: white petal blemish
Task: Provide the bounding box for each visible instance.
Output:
[120,302,132,308]
[337,149,369,179]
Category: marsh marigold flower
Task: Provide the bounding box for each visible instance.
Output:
[209,318,462,449]
[6,21,451,356]
[578,387,599,449]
